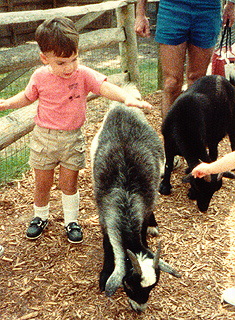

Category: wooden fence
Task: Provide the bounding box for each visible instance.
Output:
[0,0,114,47]
[0,0,140,152]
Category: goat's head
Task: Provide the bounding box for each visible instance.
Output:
[123,244,181,313]
[183,173,223,212]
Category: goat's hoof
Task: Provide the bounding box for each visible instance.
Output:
[99,281,106,292]
[99,271,112,292]
[147,226,159,237]
[159,183,171,195]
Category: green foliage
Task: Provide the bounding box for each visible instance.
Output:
[94,60,159,95]
[0,69,34,117]
[139,59,158,95]
[0,109,11,117]
[0,146,30,186]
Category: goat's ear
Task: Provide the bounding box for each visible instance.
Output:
[203,175,211,183]
[182,173,192,183]
[127,249,142,275]
[222,171,235,179]
[158,259,182,278]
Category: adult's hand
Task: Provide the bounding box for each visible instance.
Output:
[135,15,151,38]
[223,1,235,27]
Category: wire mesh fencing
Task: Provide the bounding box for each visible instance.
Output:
[0,135,31,186]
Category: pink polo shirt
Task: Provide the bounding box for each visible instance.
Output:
[25,65,107,130]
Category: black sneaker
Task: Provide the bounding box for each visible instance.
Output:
[26,217,48,239]
[65,222,83,243]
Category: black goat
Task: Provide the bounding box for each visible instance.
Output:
[160,75,235,212]
[91,102,181,312]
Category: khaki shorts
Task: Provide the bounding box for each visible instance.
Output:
[29,125,86,171]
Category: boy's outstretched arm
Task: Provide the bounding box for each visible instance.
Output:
[0,91,32,111]
[99,81,152,110]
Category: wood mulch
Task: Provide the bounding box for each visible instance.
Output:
[1,92,235,320]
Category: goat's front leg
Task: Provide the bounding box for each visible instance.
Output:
[228,120,235,151]
[208,143,218,162]
[159,156,174,195]
[104,229,126,297]
[99,233,115,292]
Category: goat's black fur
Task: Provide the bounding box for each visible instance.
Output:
[91,103,180,312]
[160,75,235,211]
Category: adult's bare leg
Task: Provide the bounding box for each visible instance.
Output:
[159,42,187,119]
[186,43,214,87]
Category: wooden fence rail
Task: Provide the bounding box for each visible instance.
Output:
[0,0,135,26]
[0,27,126,73]
[0,0,139,151]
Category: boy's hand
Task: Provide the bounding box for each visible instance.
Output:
[0,99,9,111]
[99,81,153,110]
[124,96,152,110]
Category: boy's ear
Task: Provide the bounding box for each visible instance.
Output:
[40,52,49,65]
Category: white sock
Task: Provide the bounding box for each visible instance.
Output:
[62,191,80,227]
[34,204,49,221]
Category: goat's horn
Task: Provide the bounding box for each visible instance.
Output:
[127,249,142,276]
[153,241,161,269]
[158,258,181,278]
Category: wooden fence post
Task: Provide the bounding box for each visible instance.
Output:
[116,2,140,84]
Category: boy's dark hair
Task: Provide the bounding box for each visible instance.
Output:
[35,17,79,57]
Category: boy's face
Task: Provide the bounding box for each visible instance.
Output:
[40,51,79,78]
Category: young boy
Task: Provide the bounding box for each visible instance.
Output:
[192,152,235,178]
[0,17,152,243]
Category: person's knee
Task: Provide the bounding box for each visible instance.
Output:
[164,76,183,96]
[187,69,208,86]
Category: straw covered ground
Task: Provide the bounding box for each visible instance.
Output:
[1,92,235,320]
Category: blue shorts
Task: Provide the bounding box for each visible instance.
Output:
[155,0,221,49]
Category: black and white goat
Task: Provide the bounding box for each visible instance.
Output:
[160,75,235,212]
[90,90,181,313]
